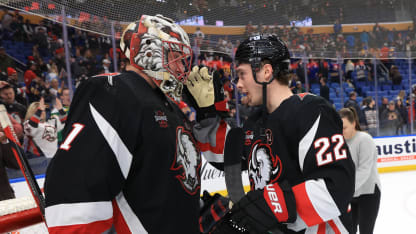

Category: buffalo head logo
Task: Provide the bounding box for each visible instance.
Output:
[248,141,282,190]
[171,127,201,195]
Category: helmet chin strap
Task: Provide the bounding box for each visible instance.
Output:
[260,83,268,141]
[253,70,269,142]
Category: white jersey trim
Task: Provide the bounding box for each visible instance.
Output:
[306,179,341,221]
[287,213,308,231]
[331,216,349,233]
[45,201,113,227]
[202,151,224,163]
[115,192,148,233]
[90,103,132,179]
[298,114,320,171]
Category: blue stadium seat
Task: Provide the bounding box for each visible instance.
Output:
[330,83,340,89]
[311,83,320,90]
[392,84,402,90]
[382,84,392,91]
[334,103,343,110]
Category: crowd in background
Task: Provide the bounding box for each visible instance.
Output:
[0,5,415,168]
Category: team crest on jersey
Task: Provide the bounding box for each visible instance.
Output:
[245,130,254,145]
[154,110,168,128]
[170,127,201,195]
[248,140,282,190]
[42,125,57,142]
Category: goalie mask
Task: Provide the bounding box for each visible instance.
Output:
[120,14,192,101]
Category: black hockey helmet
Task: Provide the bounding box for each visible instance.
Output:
[234,34,290,85]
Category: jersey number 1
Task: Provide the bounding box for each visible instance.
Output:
[60,123,85,151]
[314,134,347,166]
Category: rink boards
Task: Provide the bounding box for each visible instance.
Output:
[5,135,416,232]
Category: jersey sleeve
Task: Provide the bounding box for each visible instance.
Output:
[287,98,355,231]
[44,76,141,234]
[193,116,229,168]
[354,133,376,194]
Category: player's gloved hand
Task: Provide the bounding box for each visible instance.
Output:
[185,66,229,121]
[219,181,297,234]
[199,191,231,233]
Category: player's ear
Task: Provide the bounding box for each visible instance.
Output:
[263,63,273,82]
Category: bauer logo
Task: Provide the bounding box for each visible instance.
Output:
[265,184,283,214]
[154,111,168,128]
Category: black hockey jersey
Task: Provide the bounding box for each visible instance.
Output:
[242,93,355,233]
[44,71,204,233]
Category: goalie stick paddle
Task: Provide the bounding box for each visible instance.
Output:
[224,127,246,203]
[0,105,46,219]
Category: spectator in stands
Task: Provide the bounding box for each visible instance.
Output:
[329,59,340,83]
[9,13,24,41]
[379,97,389,118]
[396,98,408,135]
[59,87,71,110]
[23,97,66,158]
[307,59,319,83]
[319,76,330,102]
[380,100,402,136]
[100,59,112,74]
[6,67,26,106]
[355,59,367,81]
[389,65,402,85]
[345,60,355,82]
[344,91,366,126]
[318,59,328,79]
[0,126,19,201]
[24,61,40,88]
[51,88,70,144]
[293,81,305,94]
[362,96,377,136]
[33,26,49,58]
[0,83,26,125]
[360,30,369,49]
[47,78,64,107]
[22,19,34,41]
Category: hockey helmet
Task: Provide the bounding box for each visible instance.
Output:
[120,14,192,100]
[234,34,290,85]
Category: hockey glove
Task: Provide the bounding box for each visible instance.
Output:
[185,66,229,121]
[199,191,231,233]
[222,181,297,234]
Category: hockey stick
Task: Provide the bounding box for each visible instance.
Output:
[224,127,246,203]
[0,105,46,220]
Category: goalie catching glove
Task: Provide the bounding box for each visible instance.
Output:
[185,66,229,121]
[213,181,297,234]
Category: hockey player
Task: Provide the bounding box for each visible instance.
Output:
[209,35,356,233]
[44,14,228,233]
